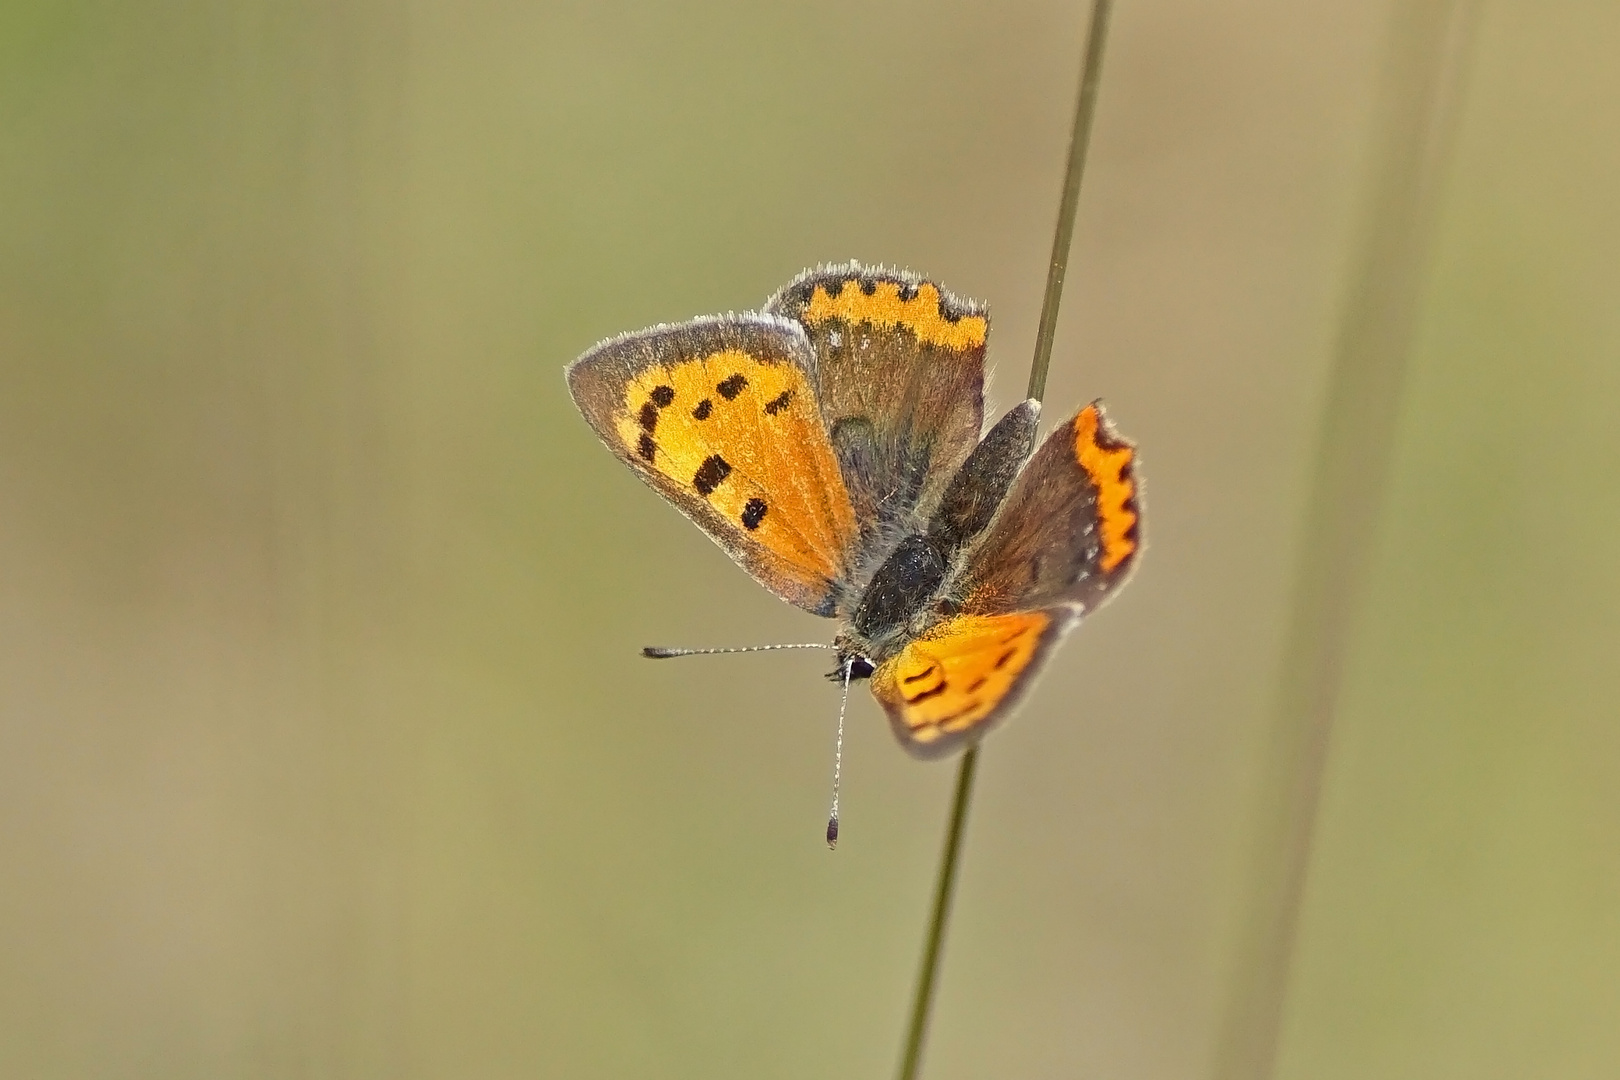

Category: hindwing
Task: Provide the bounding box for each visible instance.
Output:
[870,610,1076,758]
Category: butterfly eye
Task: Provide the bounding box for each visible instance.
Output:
[824,655,874,682]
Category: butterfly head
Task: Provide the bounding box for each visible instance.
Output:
[826,647,875,683]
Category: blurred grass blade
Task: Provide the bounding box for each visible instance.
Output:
[1213,4,1482,1079]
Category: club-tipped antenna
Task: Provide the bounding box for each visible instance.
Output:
[641,643,833,659]
[826,656,853,850]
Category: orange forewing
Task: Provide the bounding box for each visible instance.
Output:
[568,317,859,615]
[610,352,857,581]
[869,610,1073,758]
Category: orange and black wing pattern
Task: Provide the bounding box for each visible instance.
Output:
[957,400,1141,617]
[767,264,987,560]
[870,401,1141,755]
[870,609,1076,758]
[567,315,859,616]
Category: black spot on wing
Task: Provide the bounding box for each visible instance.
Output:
[692,455,732,496]
[741,498,767,530]
[691,399,712,421]
[905,681,948,705]
[717,374,747,400]
[650,385,675,408]
[935,701,983,726]
[637,433,656,462]
[638,401,659,433]
[859,278,877,296]
[763,389,795,415]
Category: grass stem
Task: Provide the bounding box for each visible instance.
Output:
[896,5,1114,1077]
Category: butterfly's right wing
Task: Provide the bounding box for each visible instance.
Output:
[955,400,1142,616]
[567,315,859,616]
[868,401,1142,757]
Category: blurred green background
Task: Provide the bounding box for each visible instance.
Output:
[2,2,1616,1077]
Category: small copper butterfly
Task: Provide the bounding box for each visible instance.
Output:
[567,263,1141,764]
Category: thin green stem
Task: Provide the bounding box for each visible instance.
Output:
[896,6,1114,1079]
[1028,0,1113,405]
[896,744,978,1080]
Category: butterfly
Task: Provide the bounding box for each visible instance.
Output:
[567,263,1141,762]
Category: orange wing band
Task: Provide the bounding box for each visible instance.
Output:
[1074,404,1138,573]
[800,279,987,352]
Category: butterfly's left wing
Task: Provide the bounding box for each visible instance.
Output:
[870,401,1142,756]
[567,315,860,616]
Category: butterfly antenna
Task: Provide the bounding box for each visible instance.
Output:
[641,643,833,659]
[826,656,853,850]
